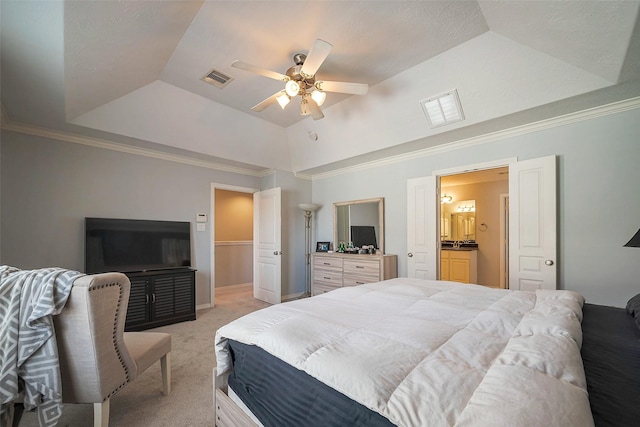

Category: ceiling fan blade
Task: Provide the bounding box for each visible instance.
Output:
[300,39,333,77]
[308,98,324,121]
[231,60,288,81]
[316,80,369,95]
[251,91,282,112]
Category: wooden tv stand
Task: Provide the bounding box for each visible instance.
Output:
[124,268,196,331]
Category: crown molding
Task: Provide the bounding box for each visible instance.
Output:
[292,172,313,181]
[0,119,271,178]
[3,95,639,181]
[309,96,640,180]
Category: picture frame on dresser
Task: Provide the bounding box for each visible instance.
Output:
[316,241,330,252]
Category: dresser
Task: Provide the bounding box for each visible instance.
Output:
[311,252,398,296]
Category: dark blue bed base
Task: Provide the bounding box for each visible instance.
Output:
[227,340,394,427]
[581,303,640,427]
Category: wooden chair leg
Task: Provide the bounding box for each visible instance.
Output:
[93,399,110,427]
[161,352,171,395]
[8,402,24,427]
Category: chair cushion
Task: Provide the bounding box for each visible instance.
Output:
[123,332,171,375]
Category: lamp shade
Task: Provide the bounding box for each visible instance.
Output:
[298,203,320,212]
[276,92,290,109]
[311,89,326,106]
[624,228,640,247]
[285,80,300,97]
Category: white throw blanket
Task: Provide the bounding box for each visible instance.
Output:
[216,278,594,427]
[0,266,84,427]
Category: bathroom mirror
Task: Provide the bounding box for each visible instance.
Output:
[333,197,384,253]
[441,199,476,241]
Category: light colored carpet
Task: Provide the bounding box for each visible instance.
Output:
[18,283,270,427]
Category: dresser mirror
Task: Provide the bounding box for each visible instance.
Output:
[333,197,384,254]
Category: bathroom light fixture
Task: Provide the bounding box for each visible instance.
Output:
[624,228,640,247]
[441,194,453,204]
[457,205,475,212]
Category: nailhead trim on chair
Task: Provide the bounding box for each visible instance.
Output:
[88,281,131,400]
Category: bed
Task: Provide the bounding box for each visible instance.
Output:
[214,278,639,426]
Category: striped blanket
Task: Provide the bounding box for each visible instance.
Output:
[0,266,84,427]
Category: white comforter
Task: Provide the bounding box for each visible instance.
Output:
[215,278,594,426]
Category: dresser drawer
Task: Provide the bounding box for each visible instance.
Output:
[313,270,343,287]
[343,259,380,277]
[312,282,339,296]
[314,256,343,271]
[343,277,375,287]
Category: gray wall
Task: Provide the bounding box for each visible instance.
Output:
[0,130,265,306]
[312,107,640,307]
[214,242,252,287]
[3,107,639,308]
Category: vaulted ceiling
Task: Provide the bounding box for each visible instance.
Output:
[2,1,639,174]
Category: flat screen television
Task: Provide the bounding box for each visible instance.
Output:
[85,217,191,274]
[351,225,378,249]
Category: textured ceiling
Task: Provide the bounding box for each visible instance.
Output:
[2,1,640,173]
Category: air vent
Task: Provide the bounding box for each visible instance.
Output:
[420,89,464,128]
[202,68,234,88]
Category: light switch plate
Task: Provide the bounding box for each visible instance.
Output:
[197,223,206,232]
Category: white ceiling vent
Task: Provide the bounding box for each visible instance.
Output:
[202,68,234,88]
[421,89,464,128]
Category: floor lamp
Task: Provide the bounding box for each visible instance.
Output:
[299,203,320,297]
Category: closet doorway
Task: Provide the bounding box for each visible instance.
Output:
[210,184,258,306]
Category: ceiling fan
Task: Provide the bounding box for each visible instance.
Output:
[231,39,369,121]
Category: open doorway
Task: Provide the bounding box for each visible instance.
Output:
[210,184,258,306]
[439,167,509,288]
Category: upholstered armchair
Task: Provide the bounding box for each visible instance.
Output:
[10,272,171,427]
[58,272,172,426]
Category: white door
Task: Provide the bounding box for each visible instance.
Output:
[509,156,557,290]
[253,187,282,304]
[407,176,437,279]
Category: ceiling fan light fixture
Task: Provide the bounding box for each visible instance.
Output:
[300,97,311,116]
[311,89,326,106]
[285,80,300,97]
[276,92,290,109]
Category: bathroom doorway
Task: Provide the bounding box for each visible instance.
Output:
[439,167,509,288]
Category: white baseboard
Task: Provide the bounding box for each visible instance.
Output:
[282,291,306,302]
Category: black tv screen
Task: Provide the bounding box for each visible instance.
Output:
[85,218,191,274]
[351,225,377,249]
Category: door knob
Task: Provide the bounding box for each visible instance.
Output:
[545,260,554,266]
[408,253,413,257]
[273,251,283,255]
